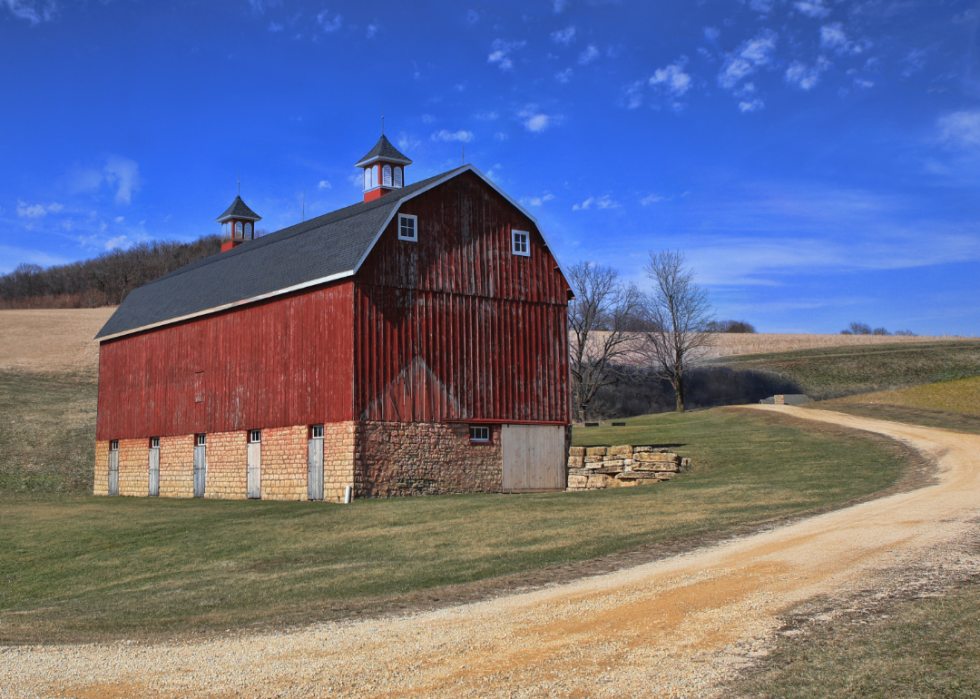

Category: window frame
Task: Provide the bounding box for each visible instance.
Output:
[249,429,261,444]
[109,439,119,451]
[469,426,491,443]
[311,424,324,439]
[398,214,418,242]
[383,164,392,187]
[394,166,403,188]
[196,433,206,447]
[235,221,243,238]
[511,229,530,257]
[149,437,160,449]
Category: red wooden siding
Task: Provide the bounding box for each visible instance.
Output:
[353,171,571,424]
[97,282,354,440]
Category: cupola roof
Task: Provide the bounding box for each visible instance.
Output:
[354,134,413,168]
[216,196,262,223]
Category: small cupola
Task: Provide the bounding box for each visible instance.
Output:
[355,134,412,202]
[216,196,262,252]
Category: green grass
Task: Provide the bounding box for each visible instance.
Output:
[727,582,980,698]
[0,367,915,644]
[710,339,980,400]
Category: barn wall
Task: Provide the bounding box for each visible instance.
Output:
[96,281,354,441]
[353,171,570,424]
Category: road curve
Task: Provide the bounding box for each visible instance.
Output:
[5,406,980,699]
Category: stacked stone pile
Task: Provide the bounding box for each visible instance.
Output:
[565,445,691,491]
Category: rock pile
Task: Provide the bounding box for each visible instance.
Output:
[566,445,691,491]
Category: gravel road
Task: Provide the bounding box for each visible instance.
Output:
[4,406,979,699]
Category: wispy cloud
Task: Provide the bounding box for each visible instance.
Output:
[316,10,342,33]
[820,23,872,55]
[318,180,331,190]
[431,129,474,143]
[488,38,526,71]
[527,193,555,207]
[518,105,560,133]
[785,57,830,91]
[793,0,830,18]
[268,21,283,32]
[938,110,980,148]
[366,23,378,38]
[718,29,777,90]
[551,26,576,46]
[739,98,764,112]
[650,57,692,97]
[16,200,63,218]
[553,0,567,12]
[2,0,56,24]
[641,194,666,205]
[248,0,280,15]
[578,44,600,65]
[555,68,573,83]
[68,156,141,205]
[573,195,619,211]
[466,9,479,25]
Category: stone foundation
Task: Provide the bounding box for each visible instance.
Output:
[566,445,691,491]
[94,420,504,502]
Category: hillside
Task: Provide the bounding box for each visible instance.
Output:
[0,308,116,374]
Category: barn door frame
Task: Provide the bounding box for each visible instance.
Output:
[108,440,119,496]
[148,437,160,497]
[501,424,566,493]
[193,434,207,498]
[247,430,262,499]
[308,424,324,501]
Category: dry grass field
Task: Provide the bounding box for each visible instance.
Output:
[0,308,116,374]
[697,332,974,361]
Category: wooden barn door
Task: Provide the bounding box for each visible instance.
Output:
[148,438,160,497]
[501,425,566,493]
[108,441,119,496]
[193,435,207,498]
[247,430,262,500]
[308,426,324,501]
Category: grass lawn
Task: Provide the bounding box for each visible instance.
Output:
[726,580,980,699]
[0,369,917,644]
[710,339,980,400]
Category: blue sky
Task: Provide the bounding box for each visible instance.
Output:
[2,0,979,334]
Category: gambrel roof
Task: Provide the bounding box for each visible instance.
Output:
[96,165,571,341]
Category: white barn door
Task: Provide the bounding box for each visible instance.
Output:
[148,441,160,497]
[308,438,324,501]
[501,425,566,493]
[247,432,262,500]
[108,448,119,496]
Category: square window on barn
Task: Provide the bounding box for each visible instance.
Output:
[398,214,418,241]
[311,424,324,439]
[511,230,530,256]
[110,440,119,451]
[196,434,206,447]
[150,437,160,449]
[249,430,261,443]
[469,426,490,442]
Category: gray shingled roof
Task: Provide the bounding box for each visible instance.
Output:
[216,195,262,222]
[96,167,464,340]
[354,135,413,167]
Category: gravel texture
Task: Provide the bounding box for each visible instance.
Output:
[3,405,979,699]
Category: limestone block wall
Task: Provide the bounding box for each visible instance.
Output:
[117,438,150,496]
[93,440,109,496]
[354,421,502,498]
[322,421,356,503]
[260,425,309,501]
[566,444,691,491]
[205,430,248,500]
[159,434,195,498]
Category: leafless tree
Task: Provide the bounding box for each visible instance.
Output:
[638,250,713,413]
[567,261,644,421]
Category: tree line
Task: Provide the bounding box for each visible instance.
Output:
[0,237,223,309]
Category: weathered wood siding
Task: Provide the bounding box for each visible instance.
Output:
[353,171,570,423]
[96,281,354,440]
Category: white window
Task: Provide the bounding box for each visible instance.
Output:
[511,230,530,256]
[244,222,252,238]
[249,430,261,443]
[398,214,418,241]
[372,165,379,188]
[196,434,206,447]
[364,169,371,191]
[110,440,119,451]
[222,222,228,237]
[150,437,160,449]
[235,221,243,238]
[469,426,490,442]
[383,164,392,187]
[311,424,324,439]
[394,167,403,188]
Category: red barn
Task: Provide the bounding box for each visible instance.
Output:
[94,136,573,502]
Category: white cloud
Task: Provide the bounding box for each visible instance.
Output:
[527,193,555,207]
[794,0,830,18]
[853,77,874,89]
[248,0,280,14]
[641,194,666,205]
[650,58,692,97]
[16,200,63,218]
[366,23,378,38]
[785,58,830,91]
[578,44,600,65]
[493,132,508,141]
[318,180,332,190]
[396,133,422,153]
[739,98,765,112]
[114,216,125,223]
[488,38,526,71]
[268,21,283,32]
[553,0,567,12]
[3,0,55,24]
[938,111,980,148]
[466,9,479,25]
[316,10,342,33]
[517,105,560,133]
[718,30,777,89]
[902,48,926,77]
[749,0,773,12]
[104,235,131,251]
[422,114,436,124]
[623,80,644,109]
[551,26,576,46]
[820,23,872,55]
[475,110,499,121]
[703,27,720,42]
[555,68,573,84]
[572,195,618,211]
[431,129,474,143]
[103,156,140,205]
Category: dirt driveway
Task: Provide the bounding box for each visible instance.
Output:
[5,406,980,699]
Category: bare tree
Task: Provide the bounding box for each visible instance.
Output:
[639,250,713,413]
[567,261,644,421]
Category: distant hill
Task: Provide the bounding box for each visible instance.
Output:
[0,236,222,309]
